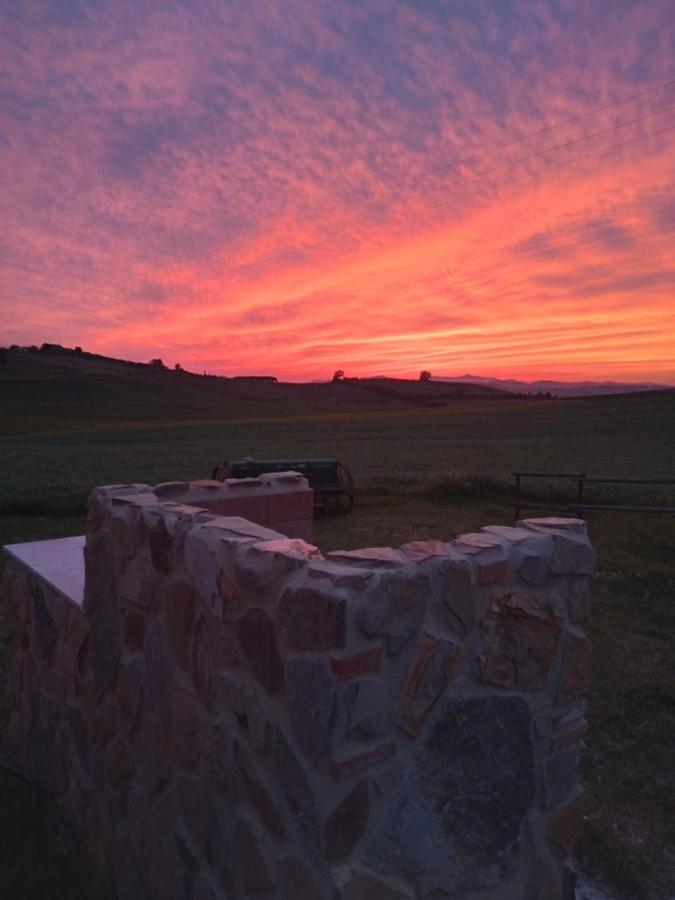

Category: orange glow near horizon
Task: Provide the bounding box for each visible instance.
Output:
[2,2,675,384]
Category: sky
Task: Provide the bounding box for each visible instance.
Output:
[1,0,674,383]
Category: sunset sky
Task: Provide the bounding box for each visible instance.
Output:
[1,0,674,382]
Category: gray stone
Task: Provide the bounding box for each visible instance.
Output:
[325,778,370,862]
[443,559,478,633]
[361,694,535,895]
[143,620,172,725]
[274,728,320,860]
[356,572,427,655]
[545,745,581,808]
[287,655,336,764]
[345,679,387,740]
[550,534,596,575]
[84,535,121,697]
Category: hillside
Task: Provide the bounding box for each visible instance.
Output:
[0,346,511,435]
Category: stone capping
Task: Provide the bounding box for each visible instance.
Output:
[1,481,596,900]
[3,535,85,608]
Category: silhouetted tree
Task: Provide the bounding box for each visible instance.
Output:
[149,358,166,368]
[332,369,345,383]
[174,362,183,371]
[419,370,432,382]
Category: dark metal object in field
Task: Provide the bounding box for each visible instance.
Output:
[512,471,675,519]
[211,457,355,515]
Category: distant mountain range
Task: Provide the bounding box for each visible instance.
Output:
[434,375,672,398]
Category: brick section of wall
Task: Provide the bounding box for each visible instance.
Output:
[2,484,594,900]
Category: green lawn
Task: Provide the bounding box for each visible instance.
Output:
[1,386,674,898]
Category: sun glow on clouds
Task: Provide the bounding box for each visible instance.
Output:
[1,0,674,382]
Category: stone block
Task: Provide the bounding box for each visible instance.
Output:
[477,556,510,584]
[275,728,320,859]
[167,579,197,667]
[443,559,479,633]
[172,685,207,768]
[519,551,549,586]
[356,572,427,656]
[280,855,322,900]
[145,791,184,900]
[279,585,346,651]
[308,561,375,588]
[104,735,134,785]
[345,679,387,741]
[400,540,451,562]
[122,608,146,654]
[239,752,286,838]
[325,778,370,862]
[361,694,535,895]
[236,607,285,695]
[143,620,173,724]
[521,516,588,535]
[341,869,414,899]
[391,631,463,736]
[330,646,384,682]
[481,591,563,690]
[550,534,596,575]
[568,579,591,624]
[328,547,407,567]
[329,743,396,780]
[545,744,581,808]
[287,654,336,764]
[558,631,591,703]
[547,791,586,854]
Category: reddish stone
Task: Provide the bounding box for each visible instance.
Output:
[330,646,383,681]
[123,608,146,654]
[104,734,134,784]
[547,792,586,854]
[192,617,215,699]
[329,742,396,780]
[234,819,275,893]
[328,547,406,567]
[274,729,320,858]
[236,607,285,695]
[139,712,171,791]
[148,518,173,573]
[116,661,142,730]
[558,633,592,703]
[342,870,413,899]
[167,579,196,667]
[454,533,503,553]
[279,856,321,900]
[325,778,370,861]
[400,540,451,562]
[279,586,346,651]
[477,557,509,584]
[392,632,463,735]
[481,592,563,690]
[172,685,206,768]
[239,755,286,838]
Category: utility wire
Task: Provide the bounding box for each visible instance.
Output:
[426,120,675,210]
[404,76,675,187]
[419,102,675,197]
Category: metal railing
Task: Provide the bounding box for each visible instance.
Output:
[512,471,675,519]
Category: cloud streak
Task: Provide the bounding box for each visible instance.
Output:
[1,0,674,382]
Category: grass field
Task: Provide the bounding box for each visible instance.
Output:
[1,368,674,898]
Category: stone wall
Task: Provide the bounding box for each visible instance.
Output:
[2,481,595,900]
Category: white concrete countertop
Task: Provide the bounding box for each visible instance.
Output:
[3,535,85,608]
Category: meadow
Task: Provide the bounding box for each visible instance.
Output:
[0,368,674,898]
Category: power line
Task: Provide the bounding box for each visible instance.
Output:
[426,120,675,210]
[403,76,675,188]
[419,103,675,198]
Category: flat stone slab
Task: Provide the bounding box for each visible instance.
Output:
[3,535,85,608]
